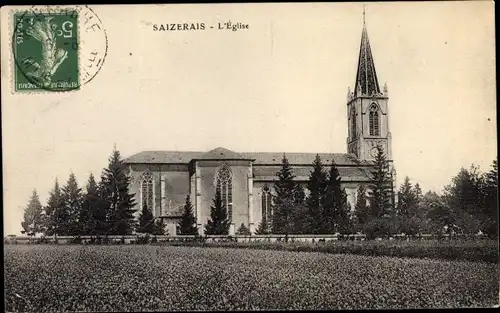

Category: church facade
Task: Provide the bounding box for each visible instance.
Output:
[124,19,395,236]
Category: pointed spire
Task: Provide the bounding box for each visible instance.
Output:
[354,6,381,97]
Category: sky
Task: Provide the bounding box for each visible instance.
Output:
[1,2,496,236]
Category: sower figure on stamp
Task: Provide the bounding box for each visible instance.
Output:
[23,16,68,88]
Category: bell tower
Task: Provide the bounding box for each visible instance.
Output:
[346,8,393,163]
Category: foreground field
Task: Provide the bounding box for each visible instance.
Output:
[5,245,499,311]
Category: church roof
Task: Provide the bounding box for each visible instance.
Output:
[124,149,370,166]
[354,21,381,97]
[253,165,372,182]
[124,150,204,163]
[244,152,363,165]
[197,147,252,160]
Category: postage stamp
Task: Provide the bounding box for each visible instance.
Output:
[13,11,79,91]
[11,5,107,93]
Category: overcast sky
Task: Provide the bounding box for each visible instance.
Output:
[1,2,496,236]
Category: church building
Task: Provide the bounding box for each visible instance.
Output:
[124,17,396,235]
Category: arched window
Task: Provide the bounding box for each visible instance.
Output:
[369,104,380,136]
[216,164,233,221]
[141,170,154,211]
[351,107,357,139]
[261,185,272,227]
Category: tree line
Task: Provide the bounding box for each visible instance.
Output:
[252,145,396,238]
[20,145,498,239]
[394,160,498,239]
[21,148,165,238]
[184,144,498,239]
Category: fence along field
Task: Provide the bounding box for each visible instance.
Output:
[4,244,499,311]
[5,233,491,244]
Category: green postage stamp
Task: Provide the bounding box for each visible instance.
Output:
[13,11,80,91]
[12,6,108,92]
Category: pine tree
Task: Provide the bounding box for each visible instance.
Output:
[95,177,111,236]
[323,162,337,234]
[305,154,328,234]
[290,204,309,234]
[21,189,44,237]
[364,144,394,238]
[396,176,421,237]
[337,188,354,235]
[61,173,84,236]
[289,183,306,234]
[137,199,155,234]
[101,147,137,235]
[236,223,251,235]
[204,188,231,235]
[320,161,355,235]
[354,185,369,232]
[272,154,297,235]
[178,195,198,235]
[322,161,342,234]
[255,219,271,234]
[80,174,95,235]
[367,144,393,219]
[293,184,306,205]
[81,173,107,236]
[44,179,66,236]
[414,183,423,203]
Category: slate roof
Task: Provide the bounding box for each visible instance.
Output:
[243,152,364,165]
[124,148,370,166]
[354,23,381,97]
[124,151,204,164]
[198,147,253,160]
[253,165,372,182]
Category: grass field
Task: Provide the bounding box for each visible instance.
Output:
[4,245,499,311]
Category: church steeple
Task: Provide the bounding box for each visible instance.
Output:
[354,9,381,97]
[346,6,392,163]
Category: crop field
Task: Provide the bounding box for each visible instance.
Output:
[4,245,499,311]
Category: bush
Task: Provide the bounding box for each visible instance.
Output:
[364,218,392,240]
[70,237,83,244]
[236,223,251,236]
[99,237,110,245]
[38,236,51,244]
[136,234,151,244]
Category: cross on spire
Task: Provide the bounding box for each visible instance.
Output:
[363,4,366,25]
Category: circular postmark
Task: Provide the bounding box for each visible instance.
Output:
[12,5,108,92]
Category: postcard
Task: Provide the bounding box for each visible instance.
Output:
[1,2,497,311]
